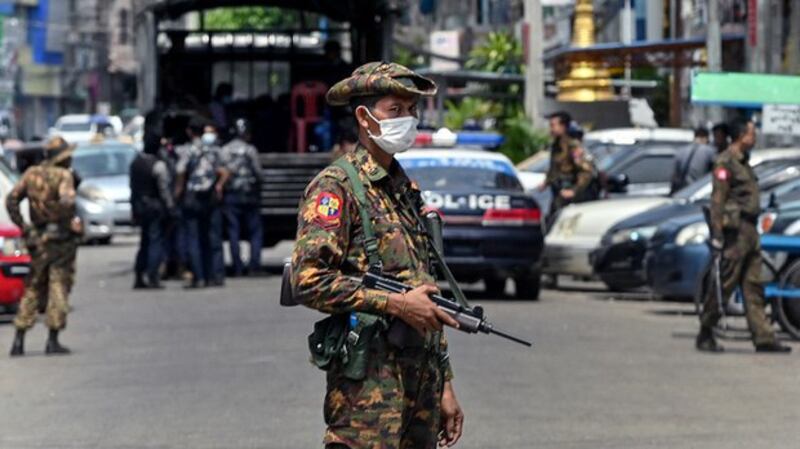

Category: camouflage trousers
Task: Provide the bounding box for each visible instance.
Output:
[701,223,775,345]
[323,338,445,449]
[14,237,77,331]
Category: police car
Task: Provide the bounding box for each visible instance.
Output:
[397,133,544,299]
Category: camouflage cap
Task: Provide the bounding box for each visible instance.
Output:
[326,61,437,106]
[43,136,76,164]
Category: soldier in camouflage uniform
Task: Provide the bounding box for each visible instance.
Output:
[696,120,790,353]
[8,137,80,356]
[541,111,593,230]
[221,118,263,276]
[291,62,464,449]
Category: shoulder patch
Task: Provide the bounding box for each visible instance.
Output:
[715,167,729,181]
[315,192,343,225]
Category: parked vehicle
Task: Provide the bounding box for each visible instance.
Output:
[49,114,121,144]
[544,149,800,285]
[398,149,544,299]
[593,159,795,291]
[72,141,137,244]
[642,162,800,300]
[0,224,30,314]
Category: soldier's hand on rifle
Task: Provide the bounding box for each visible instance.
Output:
[388,284,459,335]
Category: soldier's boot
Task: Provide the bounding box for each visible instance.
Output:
[45,329,71,355]
[10,329,25,357]
[695,326,723,353]
[755,342,792,353]
[146,274,165,290]
[133,272,148,289]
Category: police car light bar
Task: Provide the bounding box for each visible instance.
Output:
[415,128,505,148]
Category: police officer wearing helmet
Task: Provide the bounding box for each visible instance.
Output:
[175,117,229,288]
[291,62,464,449]
[130,114,177,289]
[221,118,263,276]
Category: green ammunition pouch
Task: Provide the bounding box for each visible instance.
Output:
[307,312,387,381]
[721,203,741,230]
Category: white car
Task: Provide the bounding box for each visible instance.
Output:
[542,147,800,281]
[517,127,694,193]
[49,115,122,144]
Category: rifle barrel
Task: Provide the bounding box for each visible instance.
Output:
[489,327,533,347]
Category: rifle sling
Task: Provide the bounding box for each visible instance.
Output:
[333,157,472,309]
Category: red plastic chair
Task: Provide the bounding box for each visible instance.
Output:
[288,81,328,152]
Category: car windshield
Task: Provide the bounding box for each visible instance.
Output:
[59,122,92,132]
[673,160,799,201]
[401,156,522,191]
[72,145,136,178]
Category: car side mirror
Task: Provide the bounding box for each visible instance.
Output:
[607,173,629,193]
[768,192,778,209]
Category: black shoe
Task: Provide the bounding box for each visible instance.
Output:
[145,277,165,289]
[755,342,792,353]
[10,329,24,357]
[696,327,724,353]
[133,274,148,289]
[209,278,225,287]
[183,280,202,289]
[45,330,71,355]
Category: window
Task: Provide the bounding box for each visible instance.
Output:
[619,155,674,184]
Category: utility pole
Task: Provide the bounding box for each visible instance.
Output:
[524,0,544,129]
[787,2,800,74]
[705,0,723,123]
[621,0,632,99]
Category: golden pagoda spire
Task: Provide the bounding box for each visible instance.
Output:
[557,0,615,102]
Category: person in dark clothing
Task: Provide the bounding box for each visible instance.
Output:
[669,127,716,194]
[131,132,176,289]
[712,122,731,153]
[221,118,263,276]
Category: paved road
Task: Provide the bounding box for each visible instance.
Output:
[1,239,799,449]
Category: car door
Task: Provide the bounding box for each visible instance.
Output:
[610,147,677,197]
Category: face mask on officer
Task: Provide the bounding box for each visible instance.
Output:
[201,132,217,146]
[359,107,419,155]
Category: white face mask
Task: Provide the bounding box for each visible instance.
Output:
[201,133,217,146]
[362,107,419,155]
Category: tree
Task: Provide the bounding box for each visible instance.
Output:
[203,7,303,30]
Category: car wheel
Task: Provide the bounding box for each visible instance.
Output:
[484,277,507,297]
[515,273,541,301]
[775,259,800,340]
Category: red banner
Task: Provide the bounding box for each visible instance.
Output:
[748,0,757,47]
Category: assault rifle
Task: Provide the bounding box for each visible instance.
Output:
[361,271,532,347]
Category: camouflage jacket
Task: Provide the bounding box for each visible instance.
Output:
[291,145,453,377]
[709,147,760,240]
[6,163,76,230]
[544,136,593,193]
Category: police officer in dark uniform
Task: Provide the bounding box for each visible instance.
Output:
[130,133,176,289]
[696,120,791,354]
[175,118,229,288]
[221,118,263,276]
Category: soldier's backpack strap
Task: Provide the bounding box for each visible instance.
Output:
[332,158,382,272]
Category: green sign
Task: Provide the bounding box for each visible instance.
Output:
[691,72,800,108]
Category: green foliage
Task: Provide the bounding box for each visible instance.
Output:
[498,114,550,164]
[465,32,524,74]
[444,98,502,130]
[393,46,425,69]
[203,7,302,30]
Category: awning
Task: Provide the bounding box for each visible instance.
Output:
[690,72,800,108]
[136,0,391,21]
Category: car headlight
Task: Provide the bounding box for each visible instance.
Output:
[78,186,108,202]
[610,226,657,244]
[675,222,709,246]
[758,212,777,234]
[0,236,27,256]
